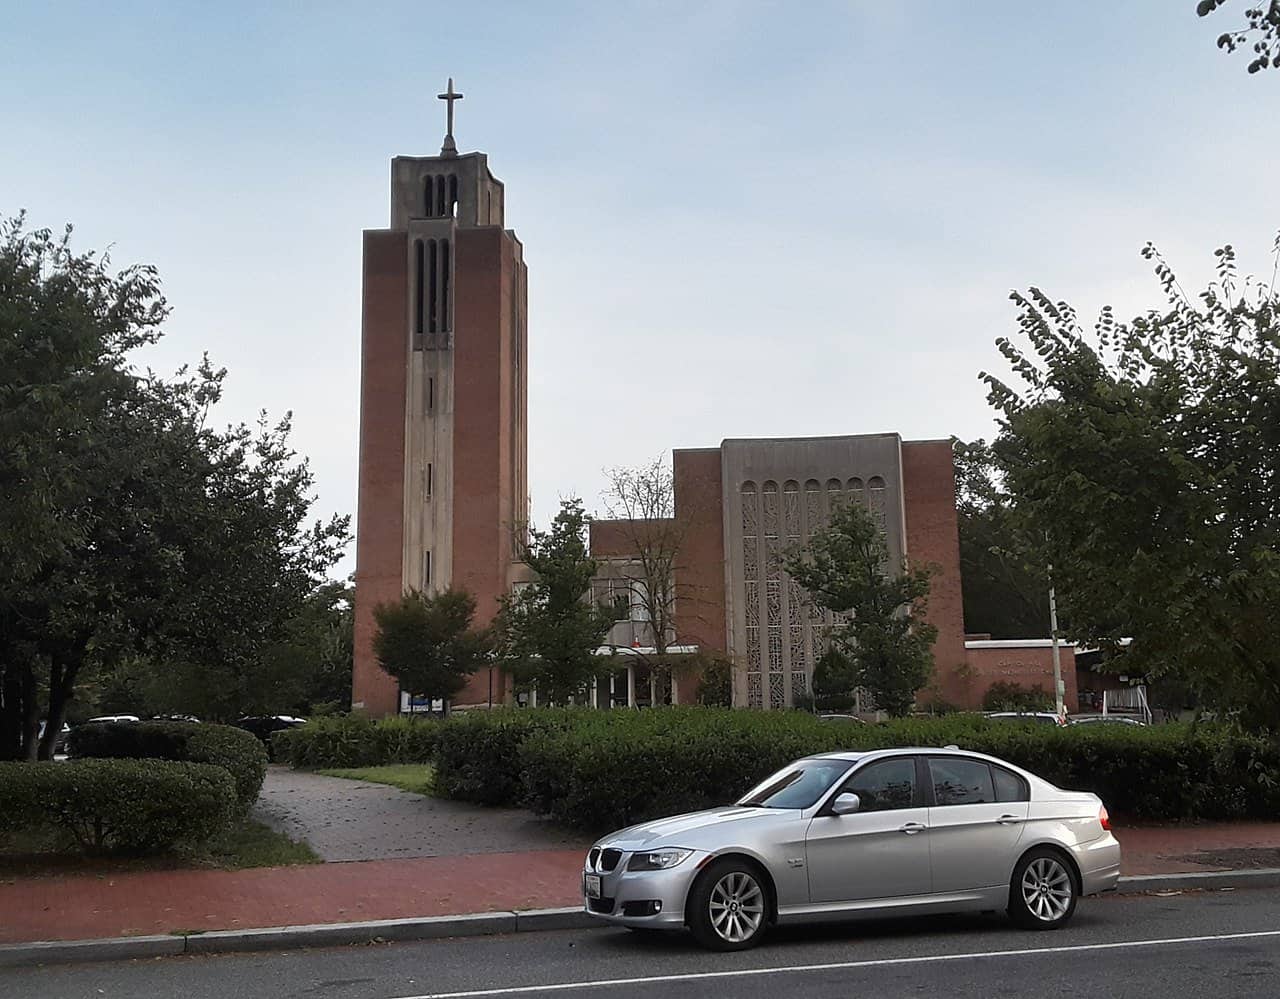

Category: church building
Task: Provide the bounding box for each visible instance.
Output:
[352,81,527,716]
[352,85,968,715]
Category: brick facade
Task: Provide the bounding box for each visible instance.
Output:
[900,440,968,708]
[352,230,410,717]
[964,642,1079,711]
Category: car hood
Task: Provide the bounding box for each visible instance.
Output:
[599,806,787,850]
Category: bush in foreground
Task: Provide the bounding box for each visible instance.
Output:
[0,759,237,854]
[67,721,266,811]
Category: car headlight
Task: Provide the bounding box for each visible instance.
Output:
[627,848,694,872]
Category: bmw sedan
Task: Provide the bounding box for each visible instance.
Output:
[582,747,1120,950]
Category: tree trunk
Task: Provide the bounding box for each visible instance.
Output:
[20,667,39,761]
[0,661,24,761]
[39,655,77,760]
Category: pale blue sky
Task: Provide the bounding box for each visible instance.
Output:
[3,2,1276,577]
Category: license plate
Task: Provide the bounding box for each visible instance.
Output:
[584,873,602,899]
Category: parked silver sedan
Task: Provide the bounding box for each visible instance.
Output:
[582,747,1120,950]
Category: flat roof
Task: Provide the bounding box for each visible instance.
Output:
[965,639,1077,649]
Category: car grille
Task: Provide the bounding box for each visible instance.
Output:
[588,847,623,872]
[587,896,615,914]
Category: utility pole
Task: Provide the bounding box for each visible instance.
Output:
[1047,564,1065,718]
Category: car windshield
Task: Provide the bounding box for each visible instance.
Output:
[737,759,853,809]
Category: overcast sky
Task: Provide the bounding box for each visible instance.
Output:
[4,1,1277,578]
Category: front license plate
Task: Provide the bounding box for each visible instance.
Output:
[584,873,602,899]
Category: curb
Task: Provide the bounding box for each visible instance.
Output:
[4,868,1279,968]
[1112,867,1280,894]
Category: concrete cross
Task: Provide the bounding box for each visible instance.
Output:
[437,78,463,152]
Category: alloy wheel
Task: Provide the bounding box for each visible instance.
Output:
[708,871,765,943]
[1020,856,1073,922]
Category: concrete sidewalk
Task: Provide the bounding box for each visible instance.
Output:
[3,823,1280,946]
[254,768,583,862]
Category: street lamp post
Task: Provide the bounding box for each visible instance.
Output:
[1047,564,1065,718]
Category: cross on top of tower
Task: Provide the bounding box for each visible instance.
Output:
[437,77,464,157]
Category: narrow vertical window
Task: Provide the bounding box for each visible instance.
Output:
[440,239,451,332]
[427,240,439,333]
[414,240,425,343]
[426,462,433,499]
[424,177,435,217]
[436,176,446,217]
[447,175,458,216]
[427,376,434,412]
[423,550,432,588]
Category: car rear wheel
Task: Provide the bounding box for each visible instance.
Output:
[687,859,770,951]
[1008,848,1078,930]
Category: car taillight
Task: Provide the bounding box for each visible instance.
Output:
[1099,805,1112,831]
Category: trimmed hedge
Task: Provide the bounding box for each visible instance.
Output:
[433,709,580,805]
[67,721,267,812]
[271,715,440,769]
[0,759,237,854]
[430,708,1280,831]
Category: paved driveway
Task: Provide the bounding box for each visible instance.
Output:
[253,766,586,862]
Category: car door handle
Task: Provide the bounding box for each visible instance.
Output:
[996,814,1023,825]
[899,822,927,835]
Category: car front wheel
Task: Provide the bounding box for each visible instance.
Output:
[687,858,770,951]
[1008,848,1078,930]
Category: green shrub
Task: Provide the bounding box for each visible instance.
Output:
[0,759,236,854]
[509,708,1280,831]
[67,721,266,812]
[433,708,579,804]
[183,724,268,811]
[271,714,439,769]
[982,681,1054,712]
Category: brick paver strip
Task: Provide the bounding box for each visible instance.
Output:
[0,849,586,944]
[5,823,1280,945]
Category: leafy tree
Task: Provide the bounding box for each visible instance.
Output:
[495,499,612,704]
[242,579,354,716]
[785,501,938,717]
[1197,0,1280,73]
[810,646,858,712]
[0,216,349,759]
[691,653,733,707]
[600,456,703,701]
[981,237,1280,729]
[372,587,490,712]
[953,439,1050,638]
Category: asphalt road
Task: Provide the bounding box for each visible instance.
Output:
[4,888,1279,999]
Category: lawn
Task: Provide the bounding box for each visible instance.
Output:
[317,763,436,795]
[0,818,319,878]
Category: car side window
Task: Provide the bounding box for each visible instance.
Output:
[992,764,1029,803]
[840,758,917,812]
[929,757,996,806]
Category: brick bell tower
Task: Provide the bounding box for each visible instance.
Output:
[353,80,529,715]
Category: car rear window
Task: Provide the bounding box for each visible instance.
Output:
[929,757,995,806]
[992,764,1030,802]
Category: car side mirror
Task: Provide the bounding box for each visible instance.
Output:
[830,792,862,816]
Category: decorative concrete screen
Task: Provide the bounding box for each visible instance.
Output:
[721,435,907,709]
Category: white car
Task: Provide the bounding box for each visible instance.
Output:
[583,747,1120,950]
